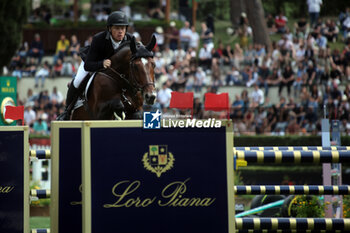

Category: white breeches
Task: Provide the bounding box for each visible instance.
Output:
[73,61,89,88]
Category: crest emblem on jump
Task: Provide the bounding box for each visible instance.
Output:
[142,145,174,177]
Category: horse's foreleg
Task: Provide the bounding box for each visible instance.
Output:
[96,98,124,120]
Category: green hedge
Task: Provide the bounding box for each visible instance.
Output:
[31,134,350,146]
[24,18,182,30]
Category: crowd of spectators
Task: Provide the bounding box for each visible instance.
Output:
[6,6,350,136]
[8,32,83,87]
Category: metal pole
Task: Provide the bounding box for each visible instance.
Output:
[235,199,284,218]
[331,120,343,218]
[322,105,332,217]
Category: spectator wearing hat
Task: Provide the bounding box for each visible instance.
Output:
[23,102,36,127]
[167,21,179,51]
[154,26,164,51]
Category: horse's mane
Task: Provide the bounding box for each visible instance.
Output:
[112,40,153,60]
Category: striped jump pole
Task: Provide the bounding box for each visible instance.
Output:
[235,150,350,163]
[30,189,50,199]
[236,230,344,233]
[31,229,50,233]
[235,185,350,195]
[235,218,350,231]
[234,146,350,151]
[30,149,51,159]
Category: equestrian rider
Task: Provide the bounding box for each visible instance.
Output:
[57,11,133,120]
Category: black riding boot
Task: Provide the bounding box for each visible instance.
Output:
[56,85,80,120]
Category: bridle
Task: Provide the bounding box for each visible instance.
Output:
[129,56,155,92]
[106,56,155,95]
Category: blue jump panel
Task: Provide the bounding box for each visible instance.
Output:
[88,126,231,233]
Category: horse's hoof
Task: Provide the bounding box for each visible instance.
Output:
[114,111,125,120]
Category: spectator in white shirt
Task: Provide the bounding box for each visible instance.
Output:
[198,43,212,70]
[179,21,192,51]
[250,84,264,107]
[154,26,165,51]
[194,67,206,93]
[23,102,36,127]
[50,86,63,105]
[189,26,200,51]
[157,82,172,108]
[35,61,50,88]
[307,0,322,27]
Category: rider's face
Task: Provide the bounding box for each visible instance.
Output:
[110,25,126,42]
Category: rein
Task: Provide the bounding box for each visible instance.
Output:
[106,57,155,95]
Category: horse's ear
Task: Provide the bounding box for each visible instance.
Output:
[146,34,157,52]
[130,36,137,54]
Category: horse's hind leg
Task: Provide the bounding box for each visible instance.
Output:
[97,98,124,120]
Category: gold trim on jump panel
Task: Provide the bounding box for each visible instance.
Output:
[50,121,84,233]
[82,121,92,233]
[225,120,235,233]
[0,126,30,232]
[23,127,30,233]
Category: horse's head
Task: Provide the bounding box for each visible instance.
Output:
[129,35,157,105]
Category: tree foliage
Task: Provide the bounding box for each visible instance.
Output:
[0,0,28,72]
[263,0,347,18]
[230,0,271,48]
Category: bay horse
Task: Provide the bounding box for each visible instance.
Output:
[71,35,157,120]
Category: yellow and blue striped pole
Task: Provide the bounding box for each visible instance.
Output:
[31,229,50,233]
[30,189,50,199]
[235,146,350,151]
[234,185,350,195]
[235,150,350,163]
[30,149,51,159]
[235,218,350,231]
[236,230,344,233]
